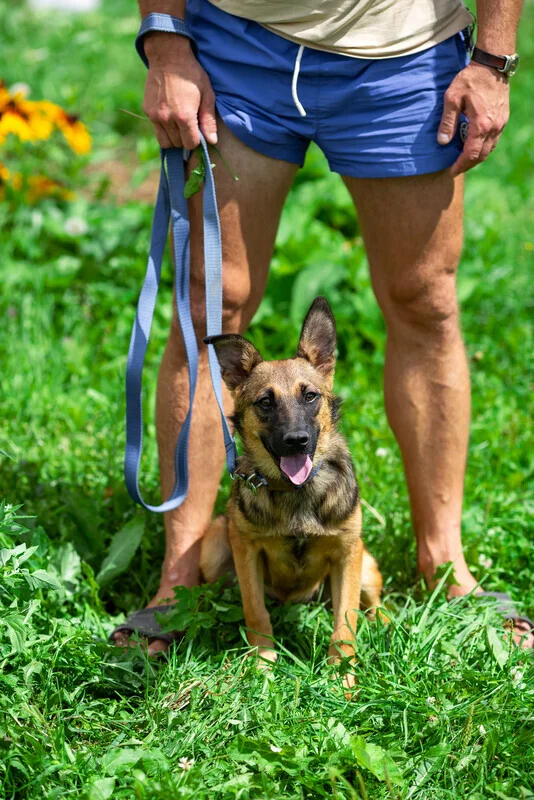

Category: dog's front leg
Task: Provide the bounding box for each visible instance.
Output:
[229,521,276,666]
[328,534,363,691]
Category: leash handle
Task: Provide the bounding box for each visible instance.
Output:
[124,138,237,512]
[135,14,197,68]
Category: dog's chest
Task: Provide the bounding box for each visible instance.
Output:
[261,530,337,577]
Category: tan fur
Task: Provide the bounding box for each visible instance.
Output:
[202,299,383,693]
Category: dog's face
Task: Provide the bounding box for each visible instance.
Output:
[206,297,339,485]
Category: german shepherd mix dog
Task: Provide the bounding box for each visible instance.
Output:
[202,297,382,688]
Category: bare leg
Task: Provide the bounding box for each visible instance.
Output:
[345,171,533,648]
[113,124,297,652]
[343,171,477,594]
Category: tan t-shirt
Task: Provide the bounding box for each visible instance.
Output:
[206,0,473,59]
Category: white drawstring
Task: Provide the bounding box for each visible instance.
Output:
[291,44,307,117]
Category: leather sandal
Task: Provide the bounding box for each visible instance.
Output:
[110,604,181,647]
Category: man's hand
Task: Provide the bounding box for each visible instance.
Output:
[437,61,510,177]
[143,31,217,149]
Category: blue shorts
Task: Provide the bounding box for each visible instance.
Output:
[186,0,469,178]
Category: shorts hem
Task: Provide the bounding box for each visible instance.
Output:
[328,149,461,179]
[217,100,307,166]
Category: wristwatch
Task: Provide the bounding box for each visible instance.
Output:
[471,46,520,78]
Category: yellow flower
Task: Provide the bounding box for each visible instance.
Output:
[0,83,11,114]
[32,99,64,124]
[0,110,35,144]
[0,83,91,153]
[18,98,55,140]
[57,114,92,155]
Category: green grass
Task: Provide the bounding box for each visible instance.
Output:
[1,0,533,797]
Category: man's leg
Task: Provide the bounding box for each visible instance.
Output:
[346,168,532,644]
[114,123,297,652]
[343,170,477,594]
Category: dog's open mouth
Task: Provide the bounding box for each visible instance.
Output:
[279,454,313,486]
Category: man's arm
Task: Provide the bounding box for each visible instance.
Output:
[438,0,524,176]
[138,0,217,149]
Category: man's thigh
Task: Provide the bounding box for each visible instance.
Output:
[186,120,298,325]
[343,171,464,313]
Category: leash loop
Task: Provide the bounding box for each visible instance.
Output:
[124,138,238,512]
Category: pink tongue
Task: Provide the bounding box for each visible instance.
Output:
[280,454,313,486]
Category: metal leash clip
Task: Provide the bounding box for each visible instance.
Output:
[231,470,268,494]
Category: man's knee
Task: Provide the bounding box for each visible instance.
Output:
[380,264,461,345]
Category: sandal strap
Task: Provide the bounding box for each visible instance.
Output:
[110,604,180,644]
[477,591,534,628]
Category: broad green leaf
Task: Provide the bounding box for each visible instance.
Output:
[103,747,169,776]
[59,542,81,584]
[228,735,299,775]
[327,718,351,746]
[25,569,62,590]
[487,625,509,668]
[405,744,450,799]
[96,516,145,586]
[103,748,143,775]
[3,614,26,652]
[14,545,39,566]
[352,735,403,786]
[88,777,115,800]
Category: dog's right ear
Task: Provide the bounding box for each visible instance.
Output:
[204,334,263,390]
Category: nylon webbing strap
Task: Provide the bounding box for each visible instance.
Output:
[124,138,237,512]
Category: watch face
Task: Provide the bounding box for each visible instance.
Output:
[508,54,520,76]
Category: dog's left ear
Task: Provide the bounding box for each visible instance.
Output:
[296,296,337,384]
[204,334,263,390]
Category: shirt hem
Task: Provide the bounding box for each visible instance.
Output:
[258,8,474,60]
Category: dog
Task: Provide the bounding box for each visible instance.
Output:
[201,297,382,687]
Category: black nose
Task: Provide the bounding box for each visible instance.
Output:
[283,431,310,448]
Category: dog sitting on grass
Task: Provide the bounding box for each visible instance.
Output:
[202,297,382,688]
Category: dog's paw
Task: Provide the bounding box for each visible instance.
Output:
[342,671,357,699]
[328,651,358,700]
[256,647,278,671]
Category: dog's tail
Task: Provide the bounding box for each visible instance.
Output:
[200,515,235,583]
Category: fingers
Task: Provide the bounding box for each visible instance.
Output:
[437,89,462,145]
[147,109,200,150]
[198,86,218,145]
[174,110,201,150]
[143,79,204,149]
[440,63,509,177]
[450,118,503,177]
[153,122,174,149]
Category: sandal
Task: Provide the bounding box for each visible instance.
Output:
[110,604,181,646]
[474,591,534,647]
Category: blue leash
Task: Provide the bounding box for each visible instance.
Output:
[124,139,238,512]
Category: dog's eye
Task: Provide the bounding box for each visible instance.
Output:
[304,391,318,403]
[258,396,272,409]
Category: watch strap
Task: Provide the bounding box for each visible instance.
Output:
[471,46,508,73]
[136,13,197,67]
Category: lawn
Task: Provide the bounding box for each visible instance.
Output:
[0,1,533,797]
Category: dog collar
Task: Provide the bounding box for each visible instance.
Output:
[232,460,323,493]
